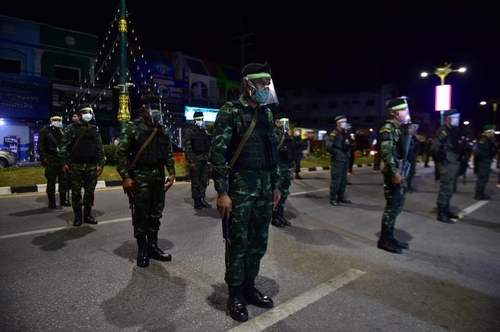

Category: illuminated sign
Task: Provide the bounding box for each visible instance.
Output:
[435,84,451,111]
[184,106,219,122]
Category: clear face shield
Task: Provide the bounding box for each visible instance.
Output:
[245,77,279,106]
[277,118,289,133]
[50,120,62,128]
[148,102,164,125]
[409,124,419,136]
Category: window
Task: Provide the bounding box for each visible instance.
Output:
[0,58,21,74]
[54,66,80,82]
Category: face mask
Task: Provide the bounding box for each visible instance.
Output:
[395,110,411,124]
[195,120,203,127]
[51,121,62,128]
[251,89,269,104]
[82,114,93,122]
[72,117,79,123]
[339,122,347,129]
[150,109,162,123]
[450,117,459,127]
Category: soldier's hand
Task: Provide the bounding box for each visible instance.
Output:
[392,173,403,186]
[62,164,69,174]
[41,158,48,168]
[272,188,280,209]
[164,174,175,192]
[217,193,232,219]
[122,178,135,198]
[96,166,103,178]
[189,163,196,169]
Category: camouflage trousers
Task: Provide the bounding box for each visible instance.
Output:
[330,159,348,200]
[406,160,417,188]
[189,160,209,199]
[44,155,68,195]
[437,161,460,206]
[274,165,292,211]
[131,169,166,237]
[381,169,407,230]
[475,160,492,196]
[69,163,98,209]
[225,193,272,286]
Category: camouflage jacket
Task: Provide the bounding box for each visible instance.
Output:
[208,95,279,196]
[37,125,64,159]
[58,123,106,166]
[475,134,497,162]
[184,125,211,163]
[115,117,175,180]
[379,119,402,176]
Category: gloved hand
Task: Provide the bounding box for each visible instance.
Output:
[41,158,48,167]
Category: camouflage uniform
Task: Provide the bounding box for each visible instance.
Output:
[474,131,497,199]
[37,123,69,207]
[184,123,211,207]
[208,95,279,287]
[406,134,420,191]
[430,123,464,222]
[59,120,106,224]
[115,117,175,238]
[272,126,295,227]
[326,127,351,204]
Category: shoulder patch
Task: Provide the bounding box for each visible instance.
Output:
[440,129,448,136]
[330,132,337,137]
[380,131,391,141]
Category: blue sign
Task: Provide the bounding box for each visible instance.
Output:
[0,73,50,119]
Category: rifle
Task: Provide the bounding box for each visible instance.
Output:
[65,169,72,205]
[222,214,232,270]
[129,195,136,223]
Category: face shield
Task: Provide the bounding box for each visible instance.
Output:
[244,75,278,106]
[409,124,419,136]
[277,117,289,133]
[50,120,62,128]
[147,102,163,125]
[449,114,460,127]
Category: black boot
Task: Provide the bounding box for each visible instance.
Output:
[278,207,291,226]
[389,227,409,250]
[227,285,248,322]
[83,206,97,224]
[201,198,212,208]
[271,211,285,228]
[329,196,339,206]
[243,277,274,308]
[377,227,402,254]
[447,203,459,219]
[437,203,454,224]
[136,236,149,268]
[59,192,71,207]
[194,198,203,209]
[47,193,56,209]
[339,196,352,204]
[147,232,171,261]
[73,208,82,227]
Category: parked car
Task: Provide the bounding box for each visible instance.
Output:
[0,148,17,168]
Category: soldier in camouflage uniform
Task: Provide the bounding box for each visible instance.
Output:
[271,113,294,228]
[184,111,212,209]
[430,109,464,224]
[377,97,412,254]
[59,104,106,227]
[208,62,280,322]
[474,124,497,200]
[406,124,420,193]
[326,115,352,205]
[37,115,71,208]
[115,94,176,268]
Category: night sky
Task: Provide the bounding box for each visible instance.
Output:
[3,2,499,131]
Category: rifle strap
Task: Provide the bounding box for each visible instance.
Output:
[277,132,285,150]
[130,127,158,170]
[229,108,258,170]
[68,126,89,159]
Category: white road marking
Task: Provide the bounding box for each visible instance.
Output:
[0,217,131,240]
[227,268,366,332]
[457,200,489,219]
[289,188,329,196]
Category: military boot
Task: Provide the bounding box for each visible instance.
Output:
[243,277,274,308]
[59,192,71,207]
[83,206,98,224]
[73,208,83,227]
[437,203,454,224]
[446,203,459,220]
[271,211,285,228]
[389,227,409,250]
[377,228,402,254]
[47,193,56,209]
[147,232,171,261]
[278,207,291,226]
[136,236,149,268]
[201,198,212,208]
[194,198,203,209]
[227,285,248,322]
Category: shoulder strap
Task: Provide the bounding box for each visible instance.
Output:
[68,126,89,158]
[277,133,286,149]
[130,127,158,170]
[229,108,259,169]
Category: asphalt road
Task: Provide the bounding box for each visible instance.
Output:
[1,163,499,332]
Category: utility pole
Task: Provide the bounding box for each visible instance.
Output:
[231,19,253,91]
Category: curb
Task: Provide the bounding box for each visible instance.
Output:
[0,164,376,195]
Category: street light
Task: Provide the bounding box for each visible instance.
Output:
[479,100,498,126]
[421,62,467,125]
